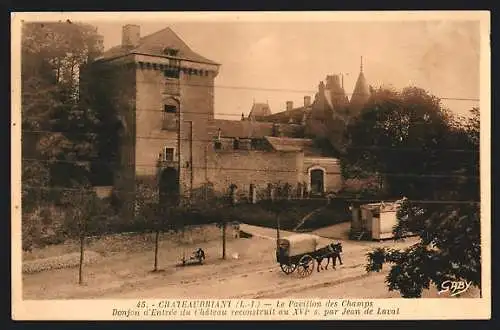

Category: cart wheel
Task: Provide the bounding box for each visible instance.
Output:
[297,255,314,277]
[280,263,297,275]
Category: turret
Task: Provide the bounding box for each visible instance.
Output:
[350,56,371,115]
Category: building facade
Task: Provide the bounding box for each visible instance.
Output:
[90,25,371,210]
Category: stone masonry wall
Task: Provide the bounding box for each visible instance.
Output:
[208,150,304,198]
[135,66,178,178]
[134,64,217,199]
[179,71,216,196]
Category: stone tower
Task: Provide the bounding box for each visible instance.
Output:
[91,25,220,212]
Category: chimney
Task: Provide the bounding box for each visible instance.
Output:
[304,96,311,107]
[318,81,325,92]
[286,101,293,112]
[326,75,341,88]
[122,24,140,48]
[333,75,340,86]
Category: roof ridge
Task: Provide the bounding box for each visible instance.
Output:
[98,25,218,65]
[136,26,189,51]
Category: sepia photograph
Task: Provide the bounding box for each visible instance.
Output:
[11,11,490,320]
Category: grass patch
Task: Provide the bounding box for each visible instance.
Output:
[298,199,352,230]
[226,199,348,230]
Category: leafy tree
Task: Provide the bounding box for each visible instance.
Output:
[342,86,462,199]
[80,62,126,186]
[365,200,480,298]
[22,21,104,194]
[21,159,50,214]
[345,87,481,297]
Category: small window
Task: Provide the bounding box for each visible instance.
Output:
[164,147,175,161]
[164,104,177,113]
[214,141,222,150]
[233,138,240,150]
[164,68,179,79]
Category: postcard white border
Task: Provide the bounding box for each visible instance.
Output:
[11,11,491,320]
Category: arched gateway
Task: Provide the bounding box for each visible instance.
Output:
[159,167,180,205]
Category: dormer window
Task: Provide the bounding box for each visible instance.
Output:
[163,47,179,57]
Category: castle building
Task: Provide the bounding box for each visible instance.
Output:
[89,25,371,210]
[245,58,371,154]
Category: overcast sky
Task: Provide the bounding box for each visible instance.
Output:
[91,19,480,120]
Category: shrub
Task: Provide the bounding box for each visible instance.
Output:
[22,206,68,251]
[22,251,102,274]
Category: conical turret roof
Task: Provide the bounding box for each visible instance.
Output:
[248,102,272,120]
[350,57,370,112]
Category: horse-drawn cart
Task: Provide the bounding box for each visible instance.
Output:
[276,234,343,277]
[276,234,321,277]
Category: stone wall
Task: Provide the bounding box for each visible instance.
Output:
[208,149,304,199]
[135,65,179,178]
[134,64,217,198]
[179,71,217,196]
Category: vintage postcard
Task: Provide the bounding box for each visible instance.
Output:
[11,11,490,320]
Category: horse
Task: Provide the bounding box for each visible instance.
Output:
[314,242,343,272]
[324,242,343,270]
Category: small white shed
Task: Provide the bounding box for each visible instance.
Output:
[351,201,401,240]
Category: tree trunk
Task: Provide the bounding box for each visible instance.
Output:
[222,221,226,260]
[276,212,281,243]
[78,232,84,285]
[153,229,160,271]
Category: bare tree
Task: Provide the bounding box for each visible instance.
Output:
[60,187,106,285]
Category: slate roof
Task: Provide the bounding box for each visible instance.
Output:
[212,119,302,139]
[265,136,312,151]
[248,103,272,120]
[261,107,311,124]
[350,71,370,106]
[213,119,273,138]
[96,27,219,65]
[265,136,325,156]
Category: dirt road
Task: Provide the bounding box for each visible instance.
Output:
[23,224,447,300]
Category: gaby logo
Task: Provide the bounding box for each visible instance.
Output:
[438,280,473,297]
